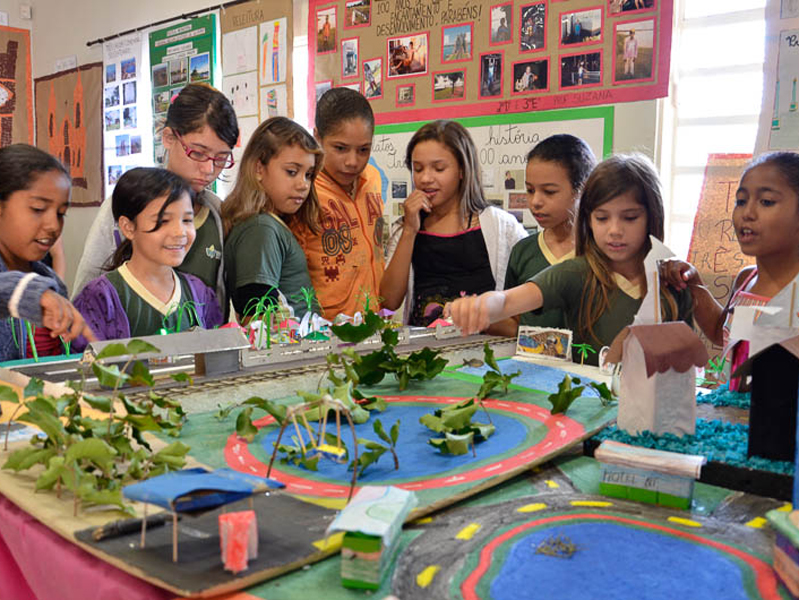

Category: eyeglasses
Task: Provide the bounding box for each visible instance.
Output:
[175,134,235,169]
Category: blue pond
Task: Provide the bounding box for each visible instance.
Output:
[491,522,749,600]
[260,404,529,483]
[458,359,600,396]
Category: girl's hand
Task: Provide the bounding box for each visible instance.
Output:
[444,292,505,336]
[40,290,97,343]
[402,190,431,234]
[659,258,703,291]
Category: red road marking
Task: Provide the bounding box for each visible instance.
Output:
[223,396,584,497]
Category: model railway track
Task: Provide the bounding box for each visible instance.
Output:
[128,334,510,400]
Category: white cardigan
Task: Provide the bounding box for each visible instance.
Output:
[385,206,528,323]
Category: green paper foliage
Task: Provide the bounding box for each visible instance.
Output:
[2,341,188,515]
[420,399,494,455]
[477,343,520,400]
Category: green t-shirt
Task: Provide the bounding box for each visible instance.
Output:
[531,256,693,364]
[505,232,572,328]
[179,205,222,290]
[225,214,316,318]
[106,269,199,337]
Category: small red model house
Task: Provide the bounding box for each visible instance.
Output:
[733,335,799,462]
[606,322,708,437]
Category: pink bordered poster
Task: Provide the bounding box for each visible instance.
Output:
[307,0,672,125]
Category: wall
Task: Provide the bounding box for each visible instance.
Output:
[25,0,658,292]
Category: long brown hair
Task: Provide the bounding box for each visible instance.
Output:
[575,153,677,344]
[222,117,323,235]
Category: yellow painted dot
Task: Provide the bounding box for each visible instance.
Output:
[517,503,548,513]
[312,531,344,551]
[570,500,613,508]
[413,516,434,525]
[746,517,767,529]
[545,480,560,489]
[456,523,482,540]
[778,503,793,513]
[668,516,702,528]
[417,565,441,588]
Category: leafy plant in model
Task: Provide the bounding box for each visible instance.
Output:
[0,339,190,515]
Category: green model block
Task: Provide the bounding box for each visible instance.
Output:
[657,491,691,510]
[627,486,658,504]
[341,531,390,590]
[599,481,629,500]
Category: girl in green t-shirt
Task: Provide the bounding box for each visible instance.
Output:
[446,154,692,358]
[222,117,323,322]
[490,134,597,337]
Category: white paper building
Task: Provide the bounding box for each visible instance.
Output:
[606,322,708,437]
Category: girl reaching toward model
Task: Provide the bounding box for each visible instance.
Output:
[447,153,693,364]
[0,144,94,360]
[661,151,799,388]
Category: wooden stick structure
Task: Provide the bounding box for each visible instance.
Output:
[140,502,148,549]
[266,395,360,502]
[172,511,178,562]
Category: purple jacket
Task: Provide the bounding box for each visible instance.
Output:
[72,272,224,352]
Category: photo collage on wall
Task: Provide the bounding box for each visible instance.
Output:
[149,15,216,167]
[102,33,150,197]
[311,0,662,114]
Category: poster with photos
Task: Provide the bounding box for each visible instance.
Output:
[149,14,216,166]
[308,0,671,123]
[102,32,152,198]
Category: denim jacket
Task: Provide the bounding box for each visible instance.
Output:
[0,255,67,362]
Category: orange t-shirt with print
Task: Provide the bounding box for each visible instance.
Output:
[291,165,385,319]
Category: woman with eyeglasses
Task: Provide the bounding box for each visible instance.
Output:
[72,84,239,314]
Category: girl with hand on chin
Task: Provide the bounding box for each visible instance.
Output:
[381,120,527,326]
[661,152,799,389]
[222,117,323,322]
[290,88,385,320]
[446,154,693,364]
[72,169,223,350]
[0,144,95,361]
[73,84,239,313]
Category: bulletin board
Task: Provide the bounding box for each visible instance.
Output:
[755,0,799,153]
[371,105,613,228]
[0,25,33,147]
[308,0,672,125]
[102,33,152,198]
[219,0,294,196]
[149,15,217,166]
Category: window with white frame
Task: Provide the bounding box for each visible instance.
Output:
[663,0,767,259]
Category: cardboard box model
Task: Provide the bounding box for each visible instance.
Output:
[732,336,799,462]
[606,322,708,436]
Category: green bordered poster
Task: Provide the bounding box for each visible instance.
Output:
[372,106,613,231]
[149,14,217,166]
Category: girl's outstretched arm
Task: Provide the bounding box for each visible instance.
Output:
[40,290,96,343]
[445,282,543,336]
[660,258,724,345]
